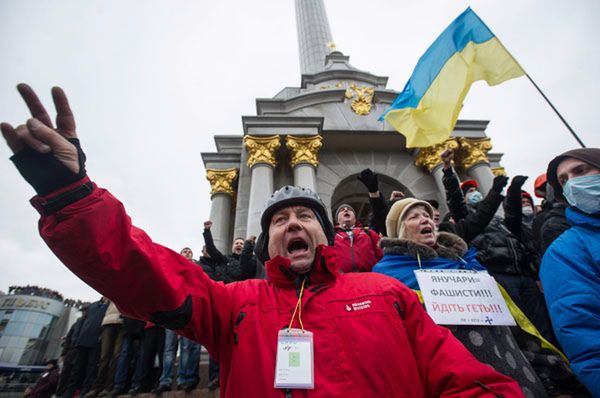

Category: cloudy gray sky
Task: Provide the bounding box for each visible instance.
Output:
[1,0,598,301]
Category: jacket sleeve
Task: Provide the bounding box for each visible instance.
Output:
[202,228,226,264]
[540,208,570,253]
[442,168,469,222]
[368,194,389,236]
[36,184,233,356]
[396,285,523,398]
[453,188,503,243]
[540,233,600,396]
[239,240,257,280]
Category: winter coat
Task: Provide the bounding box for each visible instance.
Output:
[532,202,570,255]
[540,208,600,396]
[333,225,382,272]
[373,232,547,397]
[442,168,538,276]
[34,181,523,398]
[75,299,108,348]
[101,301,123,326]
[202,229,255,283]
[28,367,59,398]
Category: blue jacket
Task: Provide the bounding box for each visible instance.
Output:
[540,208,600,397]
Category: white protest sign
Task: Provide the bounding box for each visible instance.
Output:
[414,269,516,326]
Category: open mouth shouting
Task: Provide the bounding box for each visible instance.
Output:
[287,237,310,260]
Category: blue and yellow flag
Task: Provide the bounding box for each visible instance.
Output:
[380,7,525,148]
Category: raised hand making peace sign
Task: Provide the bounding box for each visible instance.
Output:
[1,84,87,196]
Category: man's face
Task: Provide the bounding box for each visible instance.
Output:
[337,206,356,228]
[180,248,193,260]
[231,239,244,255]
[432,209,441,227]
[268,205,328,274]
[556,158,600,186]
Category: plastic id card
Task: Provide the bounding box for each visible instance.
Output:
[274,328,314,389]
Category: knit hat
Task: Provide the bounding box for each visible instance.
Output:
[460,179,478,196]
[335,203,355,221]
[385,198,434,239]
[547,148,600,198]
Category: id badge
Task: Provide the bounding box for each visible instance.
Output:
[274,328,314,389]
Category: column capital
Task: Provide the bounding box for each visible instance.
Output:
[244,135,281,168]
[285,135,323,168]
[491,166,507,177]
[456,137,493,170]
[206,168,238,198]
[414,138,459,172]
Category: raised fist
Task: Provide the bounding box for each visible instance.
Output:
[204,220,213,230]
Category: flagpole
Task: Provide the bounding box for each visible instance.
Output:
[523,74,586,148]
[470,8,586,148]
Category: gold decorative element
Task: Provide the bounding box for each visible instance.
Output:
[492,167,507,177]
[326,42,337,51]
[344,84,374,115]
[243,135,281,168]
[285,135,323,168]
[206,168,238,197]
[335,82,343,88]
[414,139,459,172]
[456,137,493,169]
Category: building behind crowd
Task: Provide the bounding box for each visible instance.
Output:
[201,0,508,253]
[0,286,81,370]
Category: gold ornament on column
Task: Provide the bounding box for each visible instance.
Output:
[456,137,493,169]
[285,135,323,168]
[344,84,374,115]
[491,167,507,177]
[206,168,238,197]
[243,135,281,168]
[414,138,459,172]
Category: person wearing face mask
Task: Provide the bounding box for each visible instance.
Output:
[540,148,600,397]
[373,199,548,397]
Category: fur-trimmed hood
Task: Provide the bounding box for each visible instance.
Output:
[379,231,468,260]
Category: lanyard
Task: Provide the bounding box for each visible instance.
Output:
[288,278,307,332]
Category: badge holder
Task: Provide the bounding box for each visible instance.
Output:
[274,328,314,389]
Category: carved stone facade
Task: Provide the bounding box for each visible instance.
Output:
[200,0,505,251]
[206,168,238,197]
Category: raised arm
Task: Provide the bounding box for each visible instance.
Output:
[2,84,232,355]
[202,220,226,263]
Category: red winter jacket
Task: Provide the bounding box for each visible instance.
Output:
[35,180,523,398]
[334,225,383,272]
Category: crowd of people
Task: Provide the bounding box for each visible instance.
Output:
[3,84,599,397]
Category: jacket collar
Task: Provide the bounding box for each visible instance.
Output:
[379,232,468,260]
[265,245,338,288]
[566,207,600,229]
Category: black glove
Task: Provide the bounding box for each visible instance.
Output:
[507,175,528,197]
[491,175,509,192]
[357,168,379,193]
[10,138,87,196]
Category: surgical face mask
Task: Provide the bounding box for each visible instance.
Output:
[563,174,600,215]
[466,191,483,206]
[522,206,534,217]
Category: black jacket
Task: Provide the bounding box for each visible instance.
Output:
[442,168,539,276]
[532,202,570,254]
[202,229,257,283]
[75,299,107,348]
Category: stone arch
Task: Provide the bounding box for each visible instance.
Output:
[315,150,440,222]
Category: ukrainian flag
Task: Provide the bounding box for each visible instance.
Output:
[381,7,525,148]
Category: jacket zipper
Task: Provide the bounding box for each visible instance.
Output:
[393,301,405,319]
[233,311,246,345]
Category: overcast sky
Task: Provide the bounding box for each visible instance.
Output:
[1,0,598,302]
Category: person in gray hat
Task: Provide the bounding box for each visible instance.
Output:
[540,148,600,396]
[2,84,523,397]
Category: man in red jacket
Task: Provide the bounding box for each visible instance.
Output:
[334,204,383,272]
[2,84,523,398]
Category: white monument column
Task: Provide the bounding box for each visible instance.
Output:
[244,135,281,237]
[414,139,459,212]
[295,0,334,75]
[456,137,495,195]
[205,168,238,253]
[286,135,323,192]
